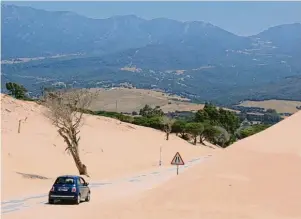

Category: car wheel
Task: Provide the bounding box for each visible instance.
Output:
[75,194,81,205]
[48,199,54,204]
[85,192,90,202]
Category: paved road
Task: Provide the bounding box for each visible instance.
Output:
[1,155,212,216]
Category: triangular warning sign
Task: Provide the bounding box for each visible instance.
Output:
[171,152,185,165]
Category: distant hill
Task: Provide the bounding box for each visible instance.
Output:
[1,4,250,59]
[1,4,301,104]
[254,23,301,56]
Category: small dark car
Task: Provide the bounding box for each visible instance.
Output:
[48,175,91,204]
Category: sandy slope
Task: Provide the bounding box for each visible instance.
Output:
[1,94,216,200]
[99,110,301,219]
[2,94,300,219]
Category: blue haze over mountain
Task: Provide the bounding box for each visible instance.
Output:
[5,1,301,36]
[1,3,301,105]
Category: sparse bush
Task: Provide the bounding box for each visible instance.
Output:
[161,116,175,140]
[94,110,133,123]
[132,111,138,115]
[266,108,277,114]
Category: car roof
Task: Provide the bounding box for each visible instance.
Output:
[57,175,80,178]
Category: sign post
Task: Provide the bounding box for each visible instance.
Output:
[159,146,162,166]
[171,152,185,175]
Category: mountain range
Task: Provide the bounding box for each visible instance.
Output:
[1,4,301,105]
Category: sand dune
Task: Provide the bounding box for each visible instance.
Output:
[2,94,300,219]
[1,94,216,201]
[100,110,301,219]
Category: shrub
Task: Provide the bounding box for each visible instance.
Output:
[172,120,187,136]
[5,82,28,100]
[139,104,164,118]
[212,126,231,148]
[132,116,163,130]
[237,124,271,139]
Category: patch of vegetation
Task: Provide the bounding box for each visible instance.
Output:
[139,104,165,117]
[132,116,163,130]
[184,122,204,145]
[195,103,240,133]
[5,82,31,100]
[237,109,282,125]
[236,124,271,139]
[9,83,280,149]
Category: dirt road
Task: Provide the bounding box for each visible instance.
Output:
[2,155,212,218]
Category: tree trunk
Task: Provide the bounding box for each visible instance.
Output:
[194,136,197,145]
[166,132,169,140]
[72,154,89,176]
[199,135,205,145]
[58,129,89,177]
[71,141,89,177]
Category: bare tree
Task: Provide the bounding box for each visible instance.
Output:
[161,116,175,141]
[41,88,97,177]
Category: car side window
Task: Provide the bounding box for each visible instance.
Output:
[77,178,82,186]
[80,177,85,185]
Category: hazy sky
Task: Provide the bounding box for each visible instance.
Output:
[5,1,301,36]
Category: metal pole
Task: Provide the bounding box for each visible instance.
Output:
[159,146,162,166]
[177,165,179,175]
[18,119,21,133]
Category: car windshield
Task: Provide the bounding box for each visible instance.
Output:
[54,177,75,184]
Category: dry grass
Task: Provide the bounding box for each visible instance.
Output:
[88,88,199,113]
[238,100,301,114]
[87,88,236,114]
